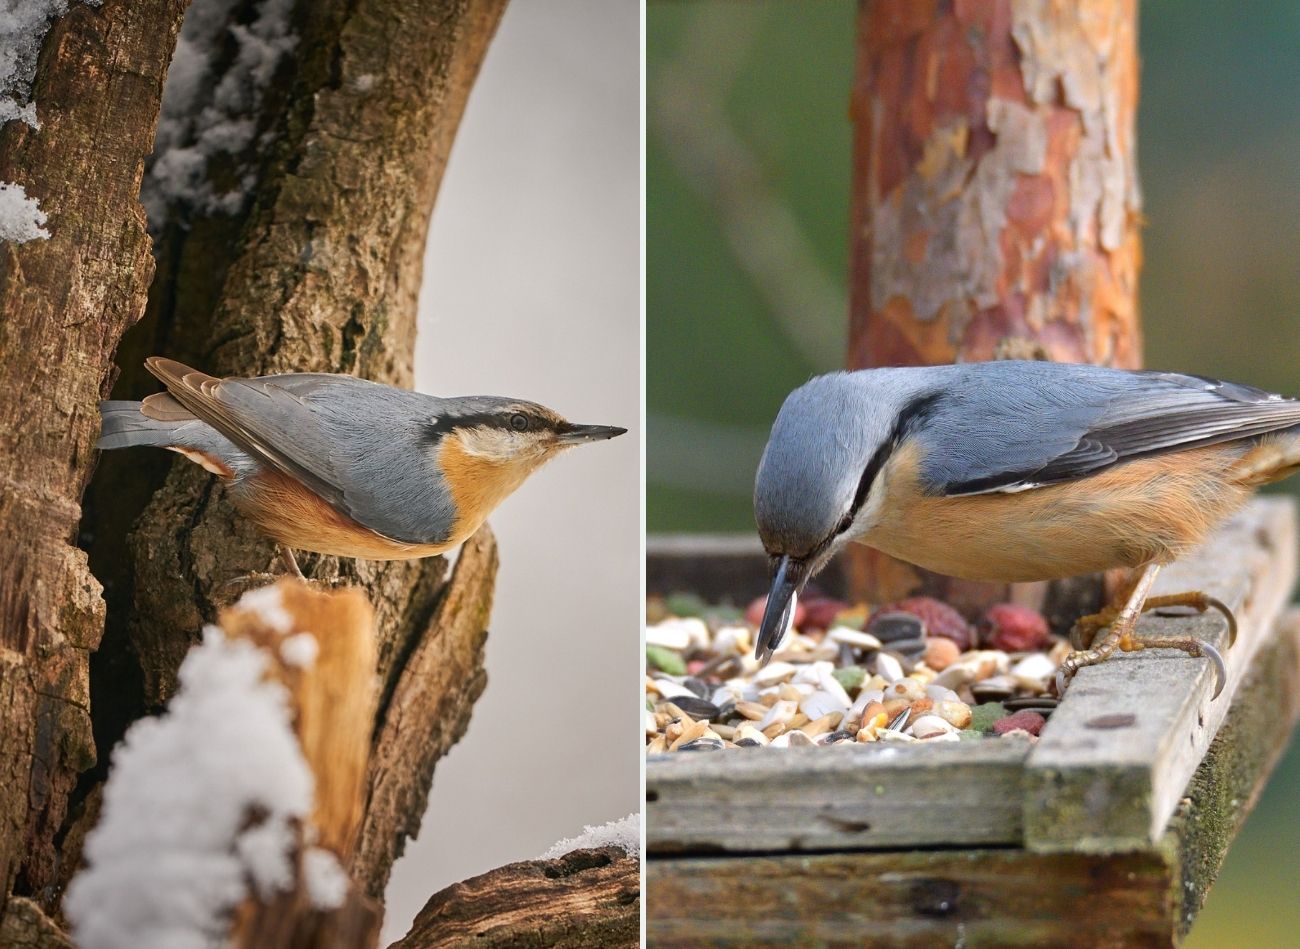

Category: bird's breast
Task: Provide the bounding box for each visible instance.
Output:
[232,468,452,560]
[862,441,1254,582]
[436,436,542,543]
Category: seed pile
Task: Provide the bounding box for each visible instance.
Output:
[645,592,1069,753]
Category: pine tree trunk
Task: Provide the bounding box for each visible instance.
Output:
[845,0,1142,612]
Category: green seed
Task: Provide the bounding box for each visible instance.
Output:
[664,592,708,618]
[647,644,686,676]
[832,666,866,691]
[970,702,1008,734]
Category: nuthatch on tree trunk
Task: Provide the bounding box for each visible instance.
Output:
[752,360,1300,696]
[98,358,625,574]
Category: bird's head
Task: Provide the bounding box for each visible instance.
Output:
[751,372,930,662]
[427,397,625,539]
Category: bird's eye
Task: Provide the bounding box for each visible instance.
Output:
[510,413,529,432]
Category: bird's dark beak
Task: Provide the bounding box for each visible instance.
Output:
[755,555,804,665]
[556,423,627,445]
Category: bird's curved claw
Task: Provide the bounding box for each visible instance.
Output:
[1055,667,1069,697]
[1201,640,1228,700]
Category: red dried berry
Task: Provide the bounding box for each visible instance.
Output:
[992,710,1046,737]
[745,594,808,630]
[800,597,849,631]
[883,596,973,650]
[982,603,1051,652]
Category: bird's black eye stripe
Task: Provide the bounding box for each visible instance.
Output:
[424,411,543,441]
[833,390,943,537]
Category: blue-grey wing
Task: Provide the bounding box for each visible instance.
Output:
[145,358,451,543]
[918,362,1300,496]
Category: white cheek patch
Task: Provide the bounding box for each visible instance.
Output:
[455,426,519,461]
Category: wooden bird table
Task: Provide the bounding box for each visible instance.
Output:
[645,497,1300,947]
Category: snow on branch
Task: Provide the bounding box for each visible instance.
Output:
[0,181,49,242]
[64,621,315,949]
[541,813,641,860]
[0,0,101,128]
[0,0,100,242]
[142,0,296,229]
[63,580,383,949]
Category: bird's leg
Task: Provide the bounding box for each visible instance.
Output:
[1057,564,1233,697]
[278,545,306,580]
[221,545,306,592]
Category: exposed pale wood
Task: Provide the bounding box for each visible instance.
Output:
[0,0,186,918]
[356,526,499,898]
[647,610,1300,945]
[647,498,1295,857]
[1025,497,1297,852]
[648,740,1028,854]
[221,582,378,861]
[390,848,639,949]
[846,0,1142,610]
[0,898,73,949]
[221,581,382,948]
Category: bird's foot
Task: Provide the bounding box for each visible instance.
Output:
[221,547,314,592]
[221,571,281,593]
[1057,590,1235,699]
[278,545,306,580]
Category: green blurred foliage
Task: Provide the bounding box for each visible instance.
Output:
[648,1,1300,943]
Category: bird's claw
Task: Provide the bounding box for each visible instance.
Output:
[1054,667,1070,698]
[1199,640,1228,700]
[1054,632,1229,700]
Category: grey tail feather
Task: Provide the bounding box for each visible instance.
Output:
[97,401,178,450]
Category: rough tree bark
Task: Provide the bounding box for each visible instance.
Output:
[845,0,1142,611]
[0,0,188,935]
[391,848,641,949]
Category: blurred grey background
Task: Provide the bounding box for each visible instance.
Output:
[382,0,639,942]
[648,1,1300,944]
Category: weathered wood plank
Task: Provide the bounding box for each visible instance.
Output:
[1025,497,1297,852]
[647,740,1029,854]
[646,610,1300,946]
[649,849,1174,947]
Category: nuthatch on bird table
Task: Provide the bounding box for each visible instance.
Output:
[98,358,626,575]
[752,360,1300,697]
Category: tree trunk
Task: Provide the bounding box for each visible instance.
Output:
[845,0,1142,612]
[0,0,187,926]
[0,0,512,935]
[80,0,510,907]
